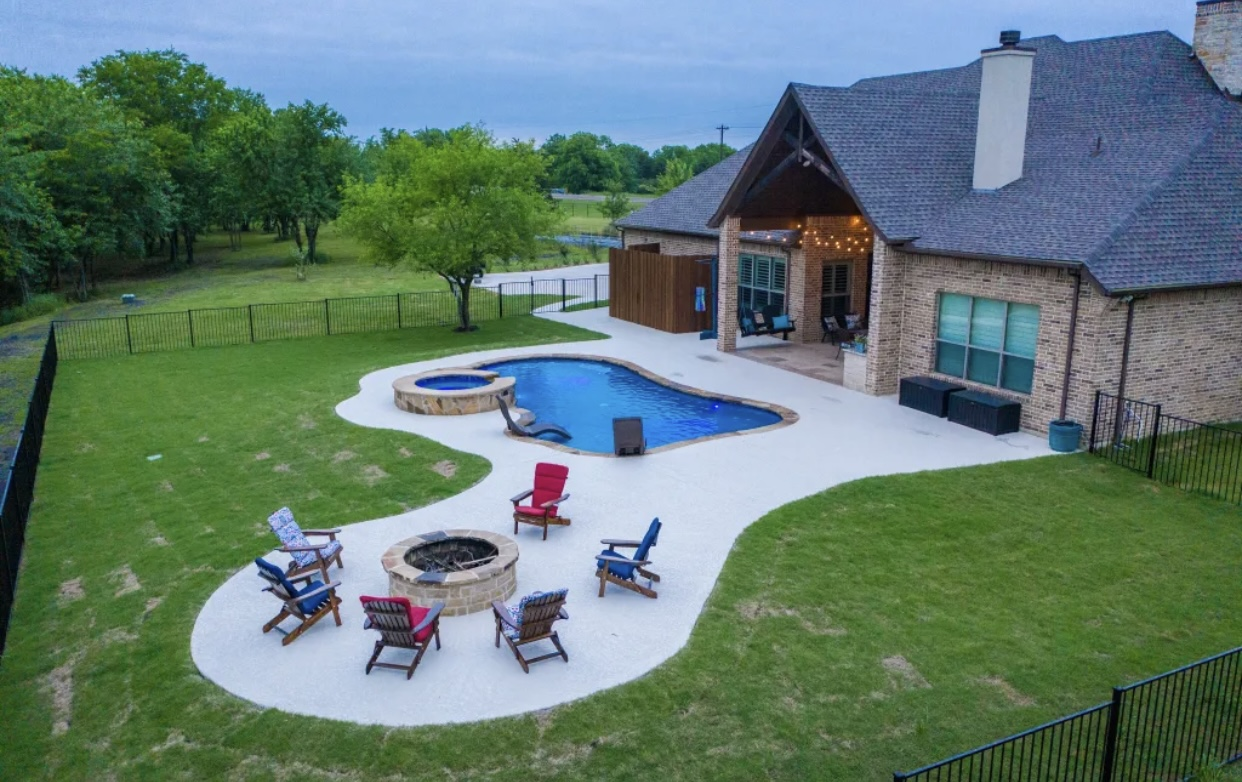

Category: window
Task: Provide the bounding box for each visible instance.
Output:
[821,263,852,322]
[738,254,787,312]
[934,294,1039,394]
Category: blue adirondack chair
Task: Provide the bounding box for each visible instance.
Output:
[594,518,662,598]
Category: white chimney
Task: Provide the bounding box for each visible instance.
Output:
[972,30,1035,191]
[1195,0,1242,97]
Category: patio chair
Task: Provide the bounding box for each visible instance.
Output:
[612,416,646,456]
[492,589,570,673]
[595,518,662,599]
[511,462,571,540]
[497,396,571,440]
[761,304,796,340]
[359,595,444,680]
[267,506,344,582]
[739,308,759,337]
[254,557,342,646]
[821,315,841,344]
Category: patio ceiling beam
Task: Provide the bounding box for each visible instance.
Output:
[741,149,800,207]
[781,131,846,190]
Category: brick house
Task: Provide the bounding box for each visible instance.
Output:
[618,2,1242,433]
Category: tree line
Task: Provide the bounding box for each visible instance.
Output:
[0,48,734,311]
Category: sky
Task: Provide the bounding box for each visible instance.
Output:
[0,1,1195,150]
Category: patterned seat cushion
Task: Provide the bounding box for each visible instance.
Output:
[514,505,553,518]
[501,589,569,640]
[268,507,341,568]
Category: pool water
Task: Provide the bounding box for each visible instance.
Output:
[415,375,491,391]
[478,357,784,453]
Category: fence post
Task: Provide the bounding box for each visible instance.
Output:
[248,304,255,343]
[187,310,196,348]
[594,275,599,308]
[1098,687,1124,782]
[529,278,534,314]
[498,283,504,318]
[125,314,134,355]
[396,293,403,329]
[1088,390,1102,454]
[561,278,567,311]
[1146,404,1162,479]
[324,299,331,335]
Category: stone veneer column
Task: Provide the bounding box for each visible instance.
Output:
[716,216,741,352]
[864,239,905,395]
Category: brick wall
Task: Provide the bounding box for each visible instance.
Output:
[716,218,741,352]
[798,216,872,344]
[865,245,1242,432]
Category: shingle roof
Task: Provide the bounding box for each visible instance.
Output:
[616,145,753,238]
[631,31,1242,293]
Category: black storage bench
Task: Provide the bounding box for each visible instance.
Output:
[947,390,1022,435]
[899,376,965,417]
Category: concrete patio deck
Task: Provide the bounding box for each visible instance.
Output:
[191,308,1052,727]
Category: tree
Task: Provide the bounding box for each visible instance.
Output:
[654,158,694,194]
[608,143,654,192]
[597,182,632,230]
[543,132,619,193]
[0,67,170,301]
[78,50,235,265]
[272,101,353,263]
[339,125,561,331]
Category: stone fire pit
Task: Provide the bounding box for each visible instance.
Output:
[381,529,518,616]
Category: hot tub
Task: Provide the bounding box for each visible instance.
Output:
[392,369,514,415]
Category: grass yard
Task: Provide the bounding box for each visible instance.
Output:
[563,299,609,313]
[1,315,1241,779]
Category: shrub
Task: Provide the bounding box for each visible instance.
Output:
[0,293,63,326]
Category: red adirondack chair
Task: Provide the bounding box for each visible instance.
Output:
[510,462,571,540]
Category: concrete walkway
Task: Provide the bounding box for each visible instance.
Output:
[191,309,1052,726]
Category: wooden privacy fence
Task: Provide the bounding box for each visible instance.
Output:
[608,248,712,334]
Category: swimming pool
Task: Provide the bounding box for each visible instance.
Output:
[414,374,491,391]
[477,356,792,454]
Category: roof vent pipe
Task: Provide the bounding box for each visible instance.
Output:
[972,31,1035,190]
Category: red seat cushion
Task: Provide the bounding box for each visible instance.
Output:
[359,595,435,643]
[515,505,552,518]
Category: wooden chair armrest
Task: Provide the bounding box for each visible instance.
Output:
[281,542,333,553]
[599,538,641,547]
[597,552,651,567]
[540,493,570,509]
[300,528,341,537]
[509,488,534,505]
[491,601,518,629]
[412,602,445,634]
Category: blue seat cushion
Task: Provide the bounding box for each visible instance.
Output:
[772,315,791,330]
[597,550,636,581]
[295,579,332,615]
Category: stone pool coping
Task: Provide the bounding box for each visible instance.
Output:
[469,353,799,457]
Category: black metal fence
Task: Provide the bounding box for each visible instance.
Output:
[893,645,1242,781]
[53,275,610,360]
[0,326,57,658]
[1089,391,1242,505]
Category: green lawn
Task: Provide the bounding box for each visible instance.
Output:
[1,318,1241,780]
[563,298,609,313]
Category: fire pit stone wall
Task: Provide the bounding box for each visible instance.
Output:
[382,529,518,616]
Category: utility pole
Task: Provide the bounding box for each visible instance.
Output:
[716,124,729,161]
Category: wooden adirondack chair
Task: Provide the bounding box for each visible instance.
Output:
[596,518,662,599]
[510,462,571,540]
[359,596,444,680]
[254,557,342,646]
[267,506,344,582]
[492,589,569,673]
